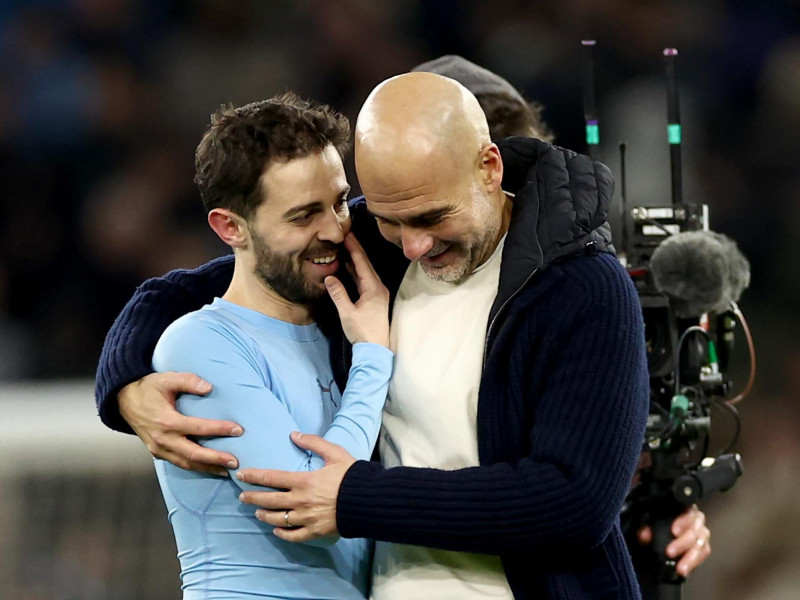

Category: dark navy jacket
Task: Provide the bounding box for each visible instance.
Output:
[95,138,649,599]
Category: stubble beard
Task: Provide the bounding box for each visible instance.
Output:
[250,228,328,305]
[420,182,502,284]
[420,245,471,283]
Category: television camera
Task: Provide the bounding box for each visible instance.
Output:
[581,41,756,599]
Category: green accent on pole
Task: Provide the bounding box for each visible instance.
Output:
[707,341,718,365]
[670,394,690,418]
[586,124,599,145]
[668,123,682,144]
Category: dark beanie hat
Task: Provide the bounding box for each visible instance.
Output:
[411,55,527,106]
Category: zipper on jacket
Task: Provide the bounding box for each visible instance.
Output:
[482,267,539,371]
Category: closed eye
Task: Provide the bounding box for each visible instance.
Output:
[290,210,319,224]
[369,206,453,229]
[408,214,445,228]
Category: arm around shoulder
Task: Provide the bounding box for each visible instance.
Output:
[154,313,391,488]
[95,255,234,433]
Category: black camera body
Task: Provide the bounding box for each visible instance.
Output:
[621,203,744,592]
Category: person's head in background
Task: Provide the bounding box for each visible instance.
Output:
[412,55,554,143]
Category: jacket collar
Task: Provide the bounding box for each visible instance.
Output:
[494,137,615,309]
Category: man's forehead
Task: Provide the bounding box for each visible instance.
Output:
[363,185,461,222]
[259,150,348,209]
[360,158,463,208]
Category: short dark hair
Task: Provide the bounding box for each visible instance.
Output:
[476,92,554,143]
[194,92,351,218]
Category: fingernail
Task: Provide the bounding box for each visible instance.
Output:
[666,545,677,558]
[324,277,334,288]
[255,509,266,520]
[227,460,238,469]
[239,492,245,501]
[198,381,212,392]
[291,431,303,439]
[236,471,244,481]
[231,426,243,436]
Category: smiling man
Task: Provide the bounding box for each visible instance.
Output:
[149,94,394,599]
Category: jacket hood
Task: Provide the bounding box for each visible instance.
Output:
[495,136,615,303]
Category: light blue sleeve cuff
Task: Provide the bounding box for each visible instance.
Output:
[351,342,394,373]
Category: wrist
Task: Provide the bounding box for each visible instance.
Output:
[359,329,390,348]
[351,341,393,354]
[117,381,138,421]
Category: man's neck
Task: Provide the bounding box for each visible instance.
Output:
[222,259,315,325]
[498,191,513,241]
[475,191,513,270]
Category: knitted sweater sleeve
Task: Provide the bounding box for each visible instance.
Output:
[336,254,649,556]
[94,254,235,433]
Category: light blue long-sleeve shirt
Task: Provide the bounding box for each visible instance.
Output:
[152,298,393,599]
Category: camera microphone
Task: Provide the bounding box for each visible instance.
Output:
[649,230,750,318]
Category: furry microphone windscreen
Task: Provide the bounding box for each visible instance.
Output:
[649,230,751,318]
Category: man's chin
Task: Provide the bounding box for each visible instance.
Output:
[274,278,329,306]
[420,260,470,283]
[307,276,335,300]
[311,282,329,299]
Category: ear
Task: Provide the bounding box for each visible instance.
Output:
[478,143,503,194]
[208,208,247,248]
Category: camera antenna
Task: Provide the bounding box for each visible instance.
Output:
[619,142,628,263]
[664,48,682,205]
[581,40,599,156]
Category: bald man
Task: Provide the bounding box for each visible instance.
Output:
[354,73,511,285]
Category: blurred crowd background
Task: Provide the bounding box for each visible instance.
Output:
[1,0,799,598]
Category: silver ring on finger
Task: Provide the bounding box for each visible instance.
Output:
[284,510,293,528]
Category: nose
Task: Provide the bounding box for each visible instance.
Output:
[318,206,348,244]
[399,226,435,261]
